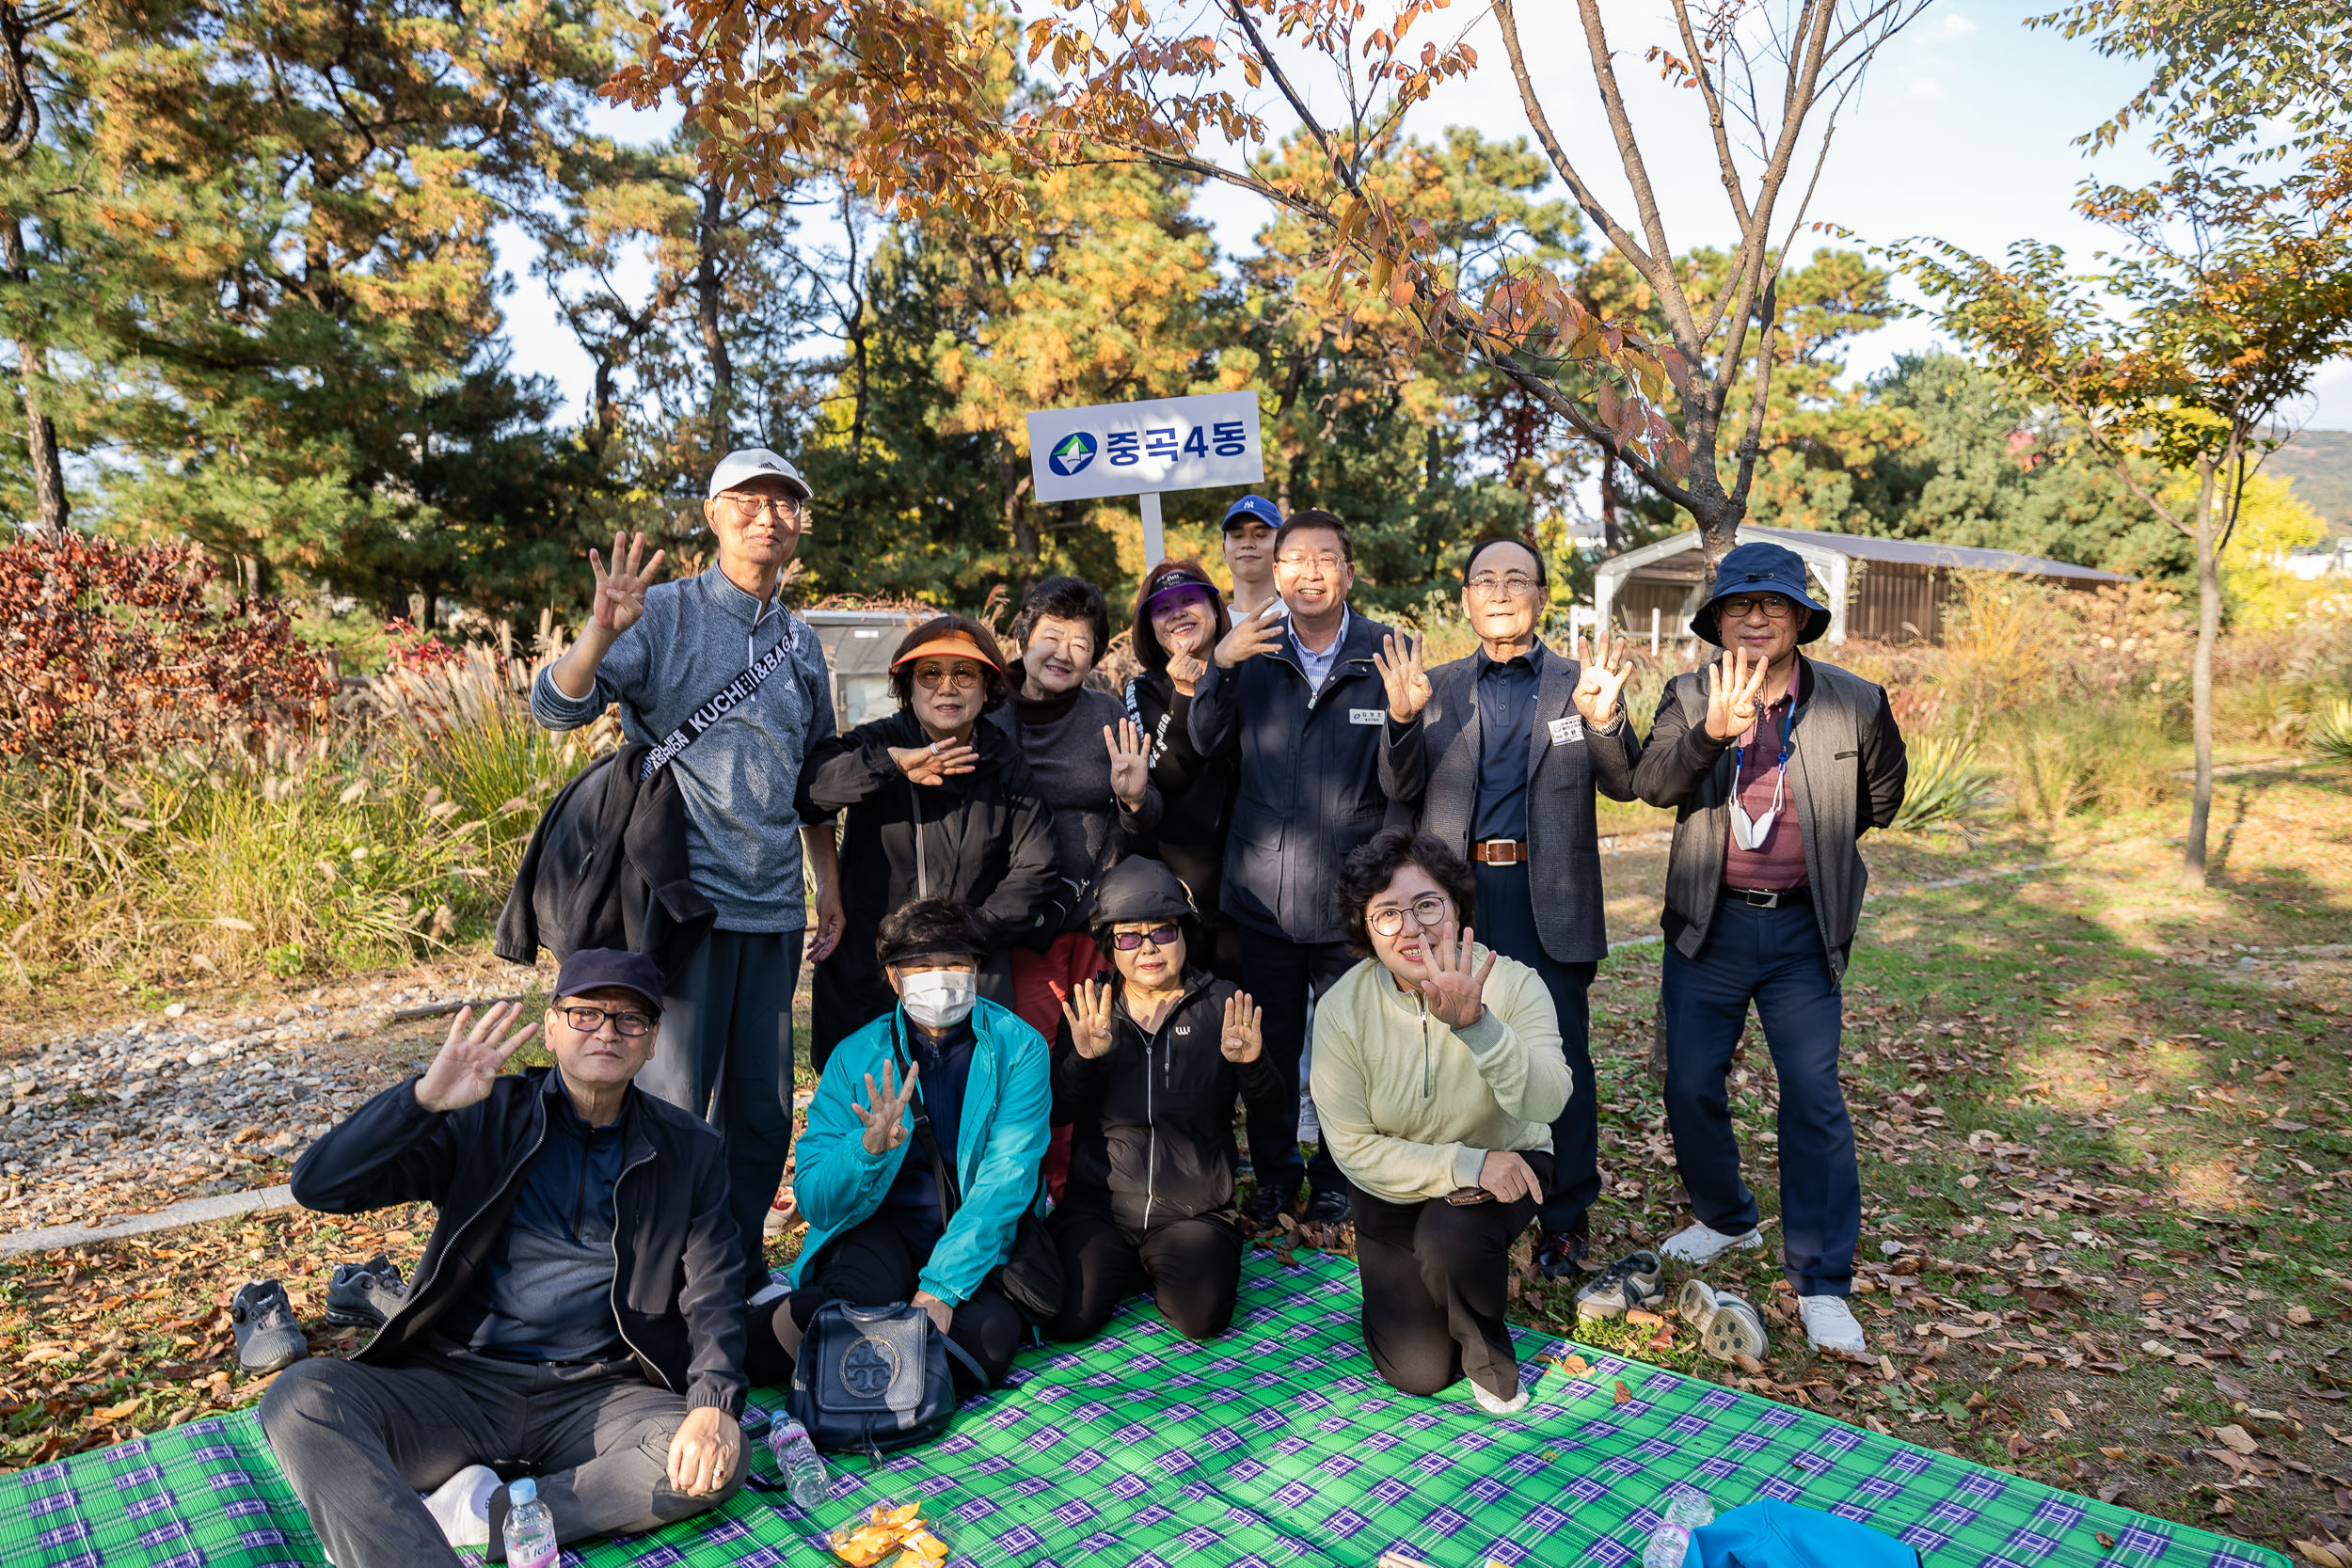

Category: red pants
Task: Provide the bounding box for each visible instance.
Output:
[1009,931,1101,1202]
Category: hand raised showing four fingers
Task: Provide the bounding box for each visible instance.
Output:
[1104,719,1151,811]
[1702,644,1772,741]
[1218,990,1263,1063]
[588,530,667,636]
[1572,632,1635,728]
[851,1059,921,1155]
[1061,978,1116,1060]
[1419,924,1497,1031]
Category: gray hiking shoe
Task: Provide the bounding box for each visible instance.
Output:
[324,1254,407,1329]
[1572,1250,1665,1321]
[231,1279,309,1374]
[1677,1277,1770,1362]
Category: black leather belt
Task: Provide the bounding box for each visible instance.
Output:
[1724,884,1810,908]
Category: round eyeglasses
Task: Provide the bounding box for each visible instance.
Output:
[1367,895,1453,938]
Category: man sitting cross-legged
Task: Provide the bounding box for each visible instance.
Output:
[259,949,749,1567]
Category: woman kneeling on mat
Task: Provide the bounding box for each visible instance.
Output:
[747,895,1051,1392]
[1047,856,1283,1342]
[1311,828,1568,1414]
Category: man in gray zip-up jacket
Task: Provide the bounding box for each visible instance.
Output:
[532,448,843,1290]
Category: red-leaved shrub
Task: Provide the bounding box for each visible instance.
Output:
[0,536,336,768]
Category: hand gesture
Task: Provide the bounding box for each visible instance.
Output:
[1373,631,1432,723]
[589,531,667,637]
[1104,719,1150,810]
[851,1058,920,1155]
[1164,620,1210,690]
[890,737,978,785]
[1703,645,1772,741]
[1476,1149,1543,1204]
[666,1405,741,1497]
[1572,633,1634,729]
[413,1001,540,1114]
[1061,978,1117,1060]
[1218,990,1263,1063]
[1213,603,1285,669]
[1419,925,1497,1031]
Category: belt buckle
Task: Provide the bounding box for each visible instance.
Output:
[1734,887,1779,908]
[1481,838,1520,864]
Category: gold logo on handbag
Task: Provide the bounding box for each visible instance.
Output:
[840,1335,900,1399]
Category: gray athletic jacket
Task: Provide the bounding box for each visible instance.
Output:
[531,566,834,933]
[1631,656,1907,977]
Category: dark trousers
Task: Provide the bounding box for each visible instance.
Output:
[1470,863,1599,1235]
[259,1350,743,1568]
[1661,897,1857,1296]
[1349,1150,1550,1402]
[644,928,802,1288]
[744,1215,1025,1392]
[1044,1206,1244,1343]
[1234,931,1354,1200]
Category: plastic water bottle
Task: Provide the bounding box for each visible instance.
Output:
[1641,1523,1692,1568]
[1663,1484,1716,1529]
[768,1416,830,1510]
[502,1477,559,1568]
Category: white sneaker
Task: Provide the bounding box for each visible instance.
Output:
[1798,1294,1868,1356]
[422,1465,500,1549]
[1659,1221,1764,1267]
[1470,1378,1531,1416]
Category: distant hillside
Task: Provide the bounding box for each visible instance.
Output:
[2266,429,2352,535]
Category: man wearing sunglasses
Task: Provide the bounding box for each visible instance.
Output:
[1630,540,1908,1358]
[263,949,748,1567]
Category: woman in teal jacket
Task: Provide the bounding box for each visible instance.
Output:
[746,895,1051,1390]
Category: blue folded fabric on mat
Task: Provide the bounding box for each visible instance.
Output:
[1693,1497,1924,1568]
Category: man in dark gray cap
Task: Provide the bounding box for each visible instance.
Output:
[261,949,747,1567]
[1629,540,1908,1357]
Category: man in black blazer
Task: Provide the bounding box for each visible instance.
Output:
[1375,536,1641,1278]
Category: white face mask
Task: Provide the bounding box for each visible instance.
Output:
[899,969,977,1031]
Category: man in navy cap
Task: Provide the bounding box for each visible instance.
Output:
[1629,541,1907,1357]
[262,949,748,1567]
[1220,494,1284,621]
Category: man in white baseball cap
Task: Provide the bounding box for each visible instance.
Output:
[533,447,842,1297]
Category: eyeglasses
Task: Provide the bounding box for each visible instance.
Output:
[1717,594,1794,622]
[912,663,984,690]
[1110,924,1182,951]
[1367,895,1453,938]
[1275,552,1347,574]
[1467,573,1539,598]
[562,1006,655,1037]
[724,496,803,520]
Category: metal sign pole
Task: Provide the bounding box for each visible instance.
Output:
[1139,492,1165,568]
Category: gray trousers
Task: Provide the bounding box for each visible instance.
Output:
[259,1350,745,1567]
[644,927,803,1286]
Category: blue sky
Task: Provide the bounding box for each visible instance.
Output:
[498,1,2352,434]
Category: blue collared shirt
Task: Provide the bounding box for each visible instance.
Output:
[1292,605,1353,695]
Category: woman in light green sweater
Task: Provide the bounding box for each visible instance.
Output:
[1310,828,1568,1413]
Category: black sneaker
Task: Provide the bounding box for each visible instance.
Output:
[231,1279,310,1374]
[324,1254,407,1329]
[1243,1180,1297,1227]
[1301,1187,1352,1227]
[1535,1225,1591,1281]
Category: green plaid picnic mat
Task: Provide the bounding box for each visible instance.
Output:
[0,1250,2283,1568]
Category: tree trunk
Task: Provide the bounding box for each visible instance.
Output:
[1599,452,1622,555]
[2182,455,2218,890]
[1001,448,1038,560]
[694,183,734,457]
[1,213,65,538]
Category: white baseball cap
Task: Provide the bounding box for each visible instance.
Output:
[706,447,812,500]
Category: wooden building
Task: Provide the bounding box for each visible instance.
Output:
[1591,525,2132,648]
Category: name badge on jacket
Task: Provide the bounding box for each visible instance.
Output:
[1548,715,1585,746]
[1349,707,1386,725]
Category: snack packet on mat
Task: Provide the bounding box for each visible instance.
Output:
[828,1501,953,1567]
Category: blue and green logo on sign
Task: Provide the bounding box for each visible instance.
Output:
[1048,432,1097,477]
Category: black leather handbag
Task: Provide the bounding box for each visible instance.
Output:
[788,1301,986,1456]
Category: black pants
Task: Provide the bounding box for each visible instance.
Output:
[259,1350,743,1568]
[1234,932,1354,1200]
[643,928,801,1286]
[1661,896,1856,1295]
[1348,1151,1550,1402]
[1470,862,1599,1235]
[1044,1206,1244,1343]
[744,1215,1025,1392]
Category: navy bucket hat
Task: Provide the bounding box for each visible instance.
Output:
[1692,540,1833,647]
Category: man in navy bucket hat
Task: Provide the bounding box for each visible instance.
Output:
[1629,539,1907,1358]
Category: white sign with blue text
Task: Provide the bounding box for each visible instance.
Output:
[1025,390,1265,505]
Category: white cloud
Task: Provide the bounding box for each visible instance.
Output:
[1939,13,1979,37]
[1910,78,1947,101]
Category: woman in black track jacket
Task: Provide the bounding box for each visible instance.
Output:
[1048,856,1286,1342]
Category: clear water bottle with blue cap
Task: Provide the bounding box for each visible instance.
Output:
[502,1476,559,1568]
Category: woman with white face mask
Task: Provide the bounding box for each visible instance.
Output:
[744,896,1052,1393]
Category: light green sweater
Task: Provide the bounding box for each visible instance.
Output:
[1309,947,1569,1204]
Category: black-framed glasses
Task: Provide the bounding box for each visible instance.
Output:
[1367,895,1452,938]
[562,1006,655,1037]
[1717,594,1794,621]
[1110,924,1182,951]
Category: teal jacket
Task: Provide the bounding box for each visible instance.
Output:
[790,997,1051,1307]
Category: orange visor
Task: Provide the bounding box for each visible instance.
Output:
[890,632,1001,672]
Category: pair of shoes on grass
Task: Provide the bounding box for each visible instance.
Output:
[233,1255,408,1375]
[1572,1223,1867,1358]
